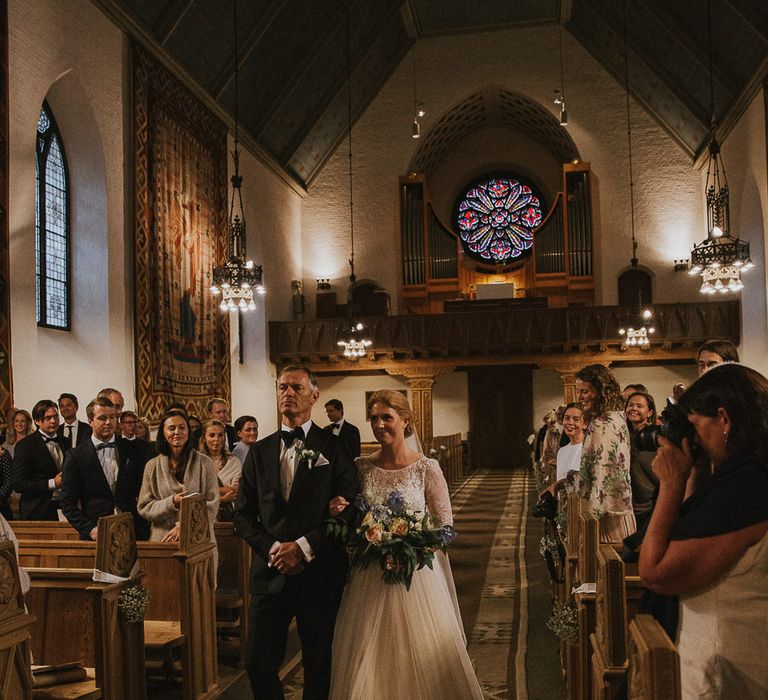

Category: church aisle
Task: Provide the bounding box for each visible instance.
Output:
[450,469,563,700]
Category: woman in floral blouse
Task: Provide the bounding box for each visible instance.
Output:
[574,364,636,543]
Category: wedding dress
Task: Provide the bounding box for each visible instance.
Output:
[329,456,483,699]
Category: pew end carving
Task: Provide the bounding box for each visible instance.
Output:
[628,615,681,700]
[0,540,34,699]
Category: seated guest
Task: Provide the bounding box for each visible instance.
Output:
[207,397,238,450]
[57,393,92,453]
[540,402,586,499]
[60,397,150,541]
[137,412,218,543]
[198,419,242,520]
[2,408,34,458]
[12,399,65,520]
[639,364,768,698]
[575,364,635,543]
[323,399,361,458]
[696,338,739,376]
[625,391,661,532]
[231,415,258,466]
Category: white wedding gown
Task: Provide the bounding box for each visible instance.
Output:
[330,456,483,699]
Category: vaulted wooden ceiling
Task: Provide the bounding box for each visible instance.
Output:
[94,0,768,191]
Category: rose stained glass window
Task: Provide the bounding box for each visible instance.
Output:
[454,176,543,264]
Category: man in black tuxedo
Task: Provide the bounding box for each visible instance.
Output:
[12,399,65,520]
[323,399,361,459]
[207,397,238,450]
[57,393,92,453]
[60,397,150,541]
[233,365,358,700]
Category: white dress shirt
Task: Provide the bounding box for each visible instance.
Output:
[331,418,345,436]
[40,430,63,492]
[63,420,79,447]
[279,418,315,562]
[92,435,119,495]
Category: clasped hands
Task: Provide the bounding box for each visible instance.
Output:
[269,541,305,576]
[327,495,349,517]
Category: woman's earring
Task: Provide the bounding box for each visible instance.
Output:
[723,431,729,445]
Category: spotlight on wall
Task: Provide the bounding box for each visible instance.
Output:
[316,278,331,290]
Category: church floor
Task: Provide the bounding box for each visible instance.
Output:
[217,469,566,699]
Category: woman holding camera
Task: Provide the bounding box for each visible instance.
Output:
[640,364,768,698]
[574,364,635,543]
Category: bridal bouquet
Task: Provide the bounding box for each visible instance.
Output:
[327,490,456,590]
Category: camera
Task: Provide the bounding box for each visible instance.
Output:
[660,402,696,449]
[532,491,558,520]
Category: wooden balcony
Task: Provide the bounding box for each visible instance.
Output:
[268,300,740,371]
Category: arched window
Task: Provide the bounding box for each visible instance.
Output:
[35,101,70,329]
[453,174,544,264]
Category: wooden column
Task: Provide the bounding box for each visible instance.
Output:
[387,365,454,443]
[560,371,577,403]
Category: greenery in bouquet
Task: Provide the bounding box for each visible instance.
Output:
[326,490,456,590]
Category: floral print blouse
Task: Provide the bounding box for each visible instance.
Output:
[578,411,633,518]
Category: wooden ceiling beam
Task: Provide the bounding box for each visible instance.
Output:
[722,0,768,45]
[210,0,288,99]
[153,0,194,46]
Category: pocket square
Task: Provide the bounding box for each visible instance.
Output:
[314,454,330,468]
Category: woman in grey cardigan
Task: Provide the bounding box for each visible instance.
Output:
[138,411,219,543]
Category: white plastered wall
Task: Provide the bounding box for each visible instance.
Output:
[8,0,132,413]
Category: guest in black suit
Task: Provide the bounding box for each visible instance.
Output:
[57,393,92,453]
[12,399,65,520]
[323,399,361,459]
[233,365,359,700]
[208,397,238,451]
[60,397,150,541]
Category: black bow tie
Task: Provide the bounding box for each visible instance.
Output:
[96,442,116,451]
[281,427,305,447]
[42,435,58,444]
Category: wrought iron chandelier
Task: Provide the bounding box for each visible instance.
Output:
[687,0,752,295]
[210,0,264,311]
[617,0,655,349]
[337,9,372,360]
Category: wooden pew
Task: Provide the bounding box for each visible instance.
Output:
[0,540,34,698]
[17,497,219,700]
[590,545,628,699]
[627,615,681,700]
[11,518,251,668]
[25,513,145,700]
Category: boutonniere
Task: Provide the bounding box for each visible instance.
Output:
[296,445,320,469]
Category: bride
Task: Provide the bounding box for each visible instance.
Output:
[328,390,483,699]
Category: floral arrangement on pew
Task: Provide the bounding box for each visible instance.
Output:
[326,490,456,590]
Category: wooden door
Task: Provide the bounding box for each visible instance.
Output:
[468,366,533,470]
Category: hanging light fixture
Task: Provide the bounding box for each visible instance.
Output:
[337,8,372,360]
[411,43,425,139]
[617,0,655,349]
[210,0,265,312]
[553,23,567,126]
[686,0,751,294]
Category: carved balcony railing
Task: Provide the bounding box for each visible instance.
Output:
[269,300,740,367]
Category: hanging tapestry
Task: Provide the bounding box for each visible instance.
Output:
[133,45,230,422]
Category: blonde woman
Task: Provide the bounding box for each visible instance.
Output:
[199,419,242,519]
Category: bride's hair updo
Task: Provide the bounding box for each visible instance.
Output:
[367,390,415,437]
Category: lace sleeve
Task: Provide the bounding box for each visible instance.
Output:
[424,458,453,526]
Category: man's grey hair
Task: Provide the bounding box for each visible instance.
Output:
[278,365,319,392]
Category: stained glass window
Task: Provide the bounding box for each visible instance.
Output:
[454,175,544,264]
[35,102,70,329]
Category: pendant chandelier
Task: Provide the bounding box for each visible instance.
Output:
[687,0,751,294]
[210,0,264,311]
[411,44,425,139]
[337,9,372,360]
[617,0,655,349]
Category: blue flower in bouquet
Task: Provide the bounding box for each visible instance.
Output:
[440,525,457,545]
[353,494,369,513]
[386,490,405,516]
